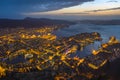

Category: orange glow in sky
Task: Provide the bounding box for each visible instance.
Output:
[23,0,120,20]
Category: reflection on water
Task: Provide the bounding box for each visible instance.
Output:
[54,23,120,57]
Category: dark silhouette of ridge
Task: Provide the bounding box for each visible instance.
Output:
[79,20,120,25]
[0,17,75,28]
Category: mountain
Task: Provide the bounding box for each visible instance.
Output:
[78,20,120,25]
[0,17,75,28]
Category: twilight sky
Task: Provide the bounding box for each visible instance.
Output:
[0,0,120,20]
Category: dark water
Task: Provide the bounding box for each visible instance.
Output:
[54,23,120,57]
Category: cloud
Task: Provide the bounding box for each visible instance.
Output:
[62,12,90,15]
[107,0,118,3]
[85,7,120,12]
[0,0,94,18]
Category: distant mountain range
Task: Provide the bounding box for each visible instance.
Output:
[0,18,120,28]
[79,20,120,25]
[0,17,75,28]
